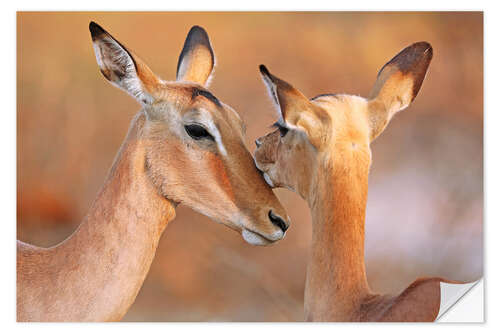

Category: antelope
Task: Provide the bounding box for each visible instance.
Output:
[254,42,465,321]
[17,22,290,322]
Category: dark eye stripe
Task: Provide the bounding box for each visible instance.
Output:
[184,124,214,141]
[310,93,339,100]
[192,88,222,107]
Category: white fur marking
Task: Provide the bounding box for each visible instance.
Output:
[263,173,274,187]
[93,37,153,105]
[261,74,284,121]
[193,109,227,156]
[242,229,270,246]
[206,122,227,156]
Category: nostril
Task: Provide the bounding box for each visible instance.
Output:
[268,210,289,233]
[255,138,261,148]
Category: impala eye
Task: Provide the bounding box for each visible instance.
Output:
[272,122,289,137]
[184,124,214,141]
[278,126,289,137]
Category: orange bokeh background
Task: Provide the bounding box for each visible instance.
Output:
[17,12,482,321]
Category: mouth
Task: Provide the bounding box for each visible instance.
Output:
[254,157,275,187]
[241,229,283,246]
[262,172,275,188]
[254,163,276,188]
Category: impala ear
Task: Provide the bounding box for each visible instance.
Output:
[259,65,330,149]
[176,26,215,87]
[89,21,162,105]
[367,42,433,141]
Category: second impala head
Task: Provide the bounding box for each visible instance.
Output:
[254,42,433,201]
[89,22,289,245]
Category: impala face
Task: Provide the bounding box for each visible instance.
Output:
[254,43,433,201]
[254,93,372,201]
[90,22,290,245]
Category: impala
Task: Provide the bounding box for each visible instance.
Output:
[254,42,465,321]
[17,22,290,322]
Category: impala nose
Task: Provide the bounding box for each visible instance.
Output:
[268,210,289,232]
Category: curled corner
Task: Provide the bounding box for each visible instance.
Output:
[436,278,483,322]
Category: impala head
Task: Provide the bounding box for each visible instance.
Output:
[89,22,289,245]
[254,42,433,201]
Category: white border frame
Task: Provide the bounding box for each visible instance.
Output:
[4,1,492,331]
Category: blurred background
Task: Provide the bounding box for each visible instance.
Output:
[17,12,483,321]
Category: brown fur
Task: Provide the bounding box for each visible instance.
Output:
[17,23,289,322]
[17,114,174,321]
[254,43,465,322]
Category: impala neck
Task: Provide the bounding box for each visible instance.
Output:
[54,112,176,321]
[304,151,371,321]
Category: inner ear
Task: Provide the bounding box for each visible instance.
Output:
[259,64,310,124]
[176,26,215,86]
[368,42,433,141]
[89,21,162,104]
[259,65,330,149]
